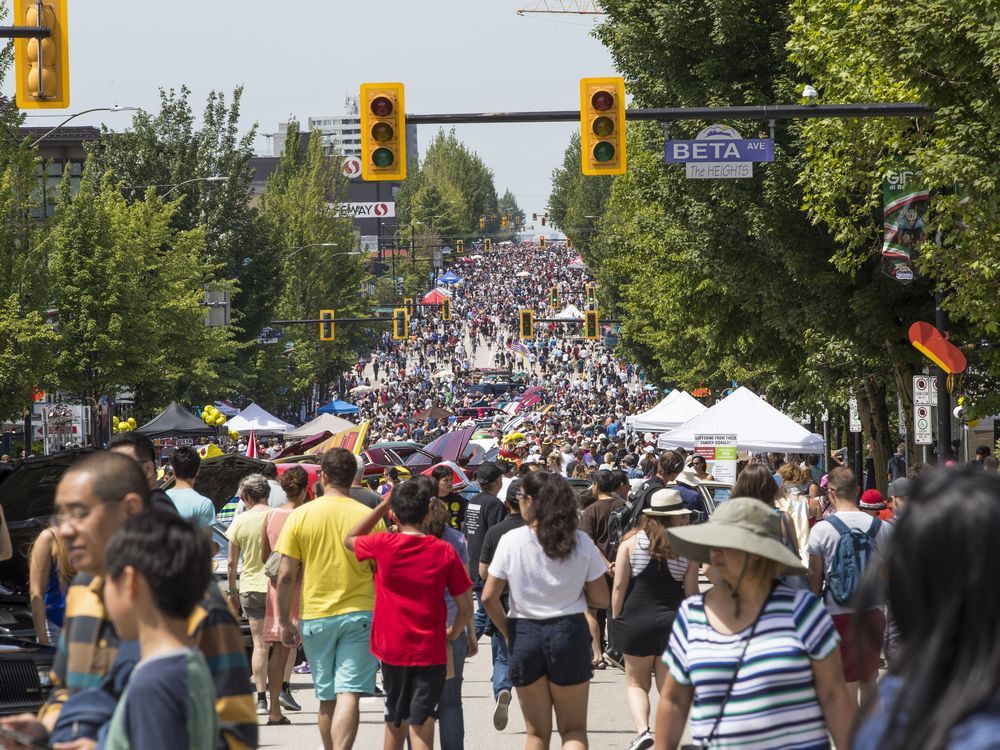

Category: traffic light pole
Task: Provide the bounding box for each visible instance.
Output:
[0,25,51,38]
[404,103,930,125]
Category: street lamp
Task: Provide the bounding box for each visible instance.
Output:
[161,175,227,197]
[29,105,139,148]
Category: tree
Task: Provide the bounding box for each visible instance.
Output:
[258,124,369,412]
[45,163,237,414]
[547,132,612,251]
[497,189,526,240]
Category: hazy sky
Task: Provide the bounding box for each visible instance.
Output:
[4,0,615,222]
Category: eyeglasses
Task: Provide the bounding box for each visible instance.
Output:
[52,500,118,527]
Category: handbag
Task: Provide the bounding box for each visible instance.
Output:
[699,583,775,749]
[264,551,282,583]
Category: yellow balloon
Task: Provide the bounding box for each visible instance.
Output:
[127,417,136,427]
[112,416,120,427]
[214,415,225,426]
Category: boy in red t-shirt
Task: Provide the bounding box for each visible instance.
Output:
[345,480,473,750]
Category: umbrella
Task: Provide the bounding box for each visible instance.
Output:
[515,271,531,278]
[420,461,471,491]
[349,385,373,394]
[245,429,259,459]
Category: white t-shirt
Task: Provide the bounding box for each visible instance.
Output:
[488,526,607,619]
[806,510,893,615]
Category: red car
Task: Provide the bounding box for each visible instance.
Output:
[361,428,478,480]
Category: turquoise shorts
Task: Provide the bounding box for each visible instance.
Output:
[301,611,377,700]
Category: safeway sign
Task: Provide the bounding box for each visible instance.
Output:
[333,202,396,219]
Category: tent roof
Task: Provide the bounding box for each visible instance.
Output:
[626,390,707,432]
[554,303,584,320]
[136,402,216,439]
[285,413,356,440]
[657,387,824,453]
[224,402,295,435]
[317,399,360,416]
[421,287,452,305]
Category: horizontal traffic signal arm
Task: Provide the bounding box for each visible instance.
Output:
[529,318,620,324]
[402,103,931,125]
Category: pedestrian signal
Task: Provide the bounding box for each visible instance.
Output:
[519,310,534,340]
[319,309,335,341]
[580,77,626,175]
[392,307,408,340]
[14,0,70,109]
[360,82,406,181]
[403,297,415,317]
[484,238,492,252]
[584,309,600,340]
[549,286,559,308]
[441,298,451,321]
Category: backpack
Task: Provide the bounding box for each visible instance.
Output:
[607,478,661,559]
[823,515,882,606]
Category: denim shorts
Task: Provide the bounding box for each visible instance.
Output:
[507,613,592,687]
[301,611,377,700]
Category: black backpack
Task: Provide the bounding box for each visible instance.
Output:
[607,478,662,559]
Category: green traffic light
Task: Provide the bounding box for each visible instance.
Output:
[593,116,614,137]
[593,141,615,163]
[372,147,395,167]
[372,122,394,142]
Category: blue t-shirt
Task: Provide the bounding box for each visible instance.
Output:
[855,675,1000,750]
[166,488,216,527]
[102,648,217,750]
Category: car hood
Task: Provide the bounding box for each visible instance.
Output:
[0,448,96,526]
[406,427,474,466]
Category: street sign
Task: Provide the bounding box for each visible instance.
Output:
[333,201,396,219]
[912,374,931,405]
[930,378,938,406]
[914,404,932,445]
[359,235,378,253]
[664,125,769,180]
[256,327,284,345]
[849,397,862,433]
[342,156,362,179]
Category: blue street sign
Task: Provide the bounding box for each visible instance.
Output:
[663,138,774,163]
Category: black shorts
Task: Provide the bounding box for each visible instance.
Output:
[508,613,592,687]
[381,663,447,727]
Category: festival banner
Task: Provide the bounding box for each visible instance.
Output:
[882,167,929,284]
[694,434,738,484]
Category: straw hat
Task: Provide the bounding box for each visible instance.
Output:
[643,489,692,517]
[667,497,807,576]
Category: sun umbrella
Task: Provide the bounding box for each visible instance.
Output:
[349,385,373,394]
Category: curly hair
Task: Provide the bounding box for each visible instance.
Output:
[522,471,578,561]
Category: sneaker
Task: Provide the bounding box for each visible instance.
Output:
[603,649,625,671]
[626,729,654,750]
[278,689,301,712]
[493,688,512,731]
[255,698,268,715]
[291,661,311,674]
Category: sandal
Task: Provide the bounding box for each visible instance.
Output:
[266,716,291,725]
[591,658,606,670]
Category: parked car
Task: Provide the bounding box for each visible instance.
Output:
[0,634,56,717]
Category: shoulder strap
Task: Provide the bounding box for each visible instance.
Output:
[826,515,851,536]
[866,517,882,538]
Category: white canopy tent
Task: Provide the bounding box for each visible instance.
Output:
[554,304,584,320]
[224,402,295,435]
[657,387,825,453]
[284,412,356,440]
[626,390,707,433]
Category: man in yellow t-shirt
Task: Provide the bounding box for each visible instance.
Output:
[275,448,384,750]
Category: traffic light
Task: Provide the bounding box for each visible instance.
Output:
[403,297,415,317]
[441,298,451,321]
[479,217,486,230]
[541,216,546,226]
[532,213,537,220]
[519,310,534,340]
[392,307,408,340]
[549,286,559,308]
[319,309,335,341]
[484,238,492,252]
[539,236,547,249]
[584,309,600,340]
[456,239,464,255]
[567,237,573,249]
[580,77,626,175]
[360,82,406,181]
[586,283,597,308]
[13,0,70,109]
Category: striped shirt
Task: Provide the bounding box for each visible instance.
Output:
[663,583,838,749]
[629,530,688,581]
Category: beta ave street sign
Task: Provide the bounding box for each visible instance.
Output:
[664,124,774,180]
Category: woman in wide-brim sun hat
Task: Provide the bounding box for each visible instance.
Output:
[652,497,853,750]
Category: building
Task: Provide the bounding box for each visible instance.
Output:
[19,125,101,218]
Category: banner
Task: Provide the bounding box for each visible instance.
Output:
[882,167,929,284]
[694,434,738,484]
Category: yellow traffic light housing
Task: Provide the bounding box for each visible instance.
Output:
[586,283,597,309]
[319,309,335,341]
[360,82,406,181]
[584,309,600,340]
[539,236,547,249]
[403,297,415,317]
[392,307,409,340]
[13,0,70,109]
[484,238,492,252]
[519,310,534,340]
[580,77,626,175]
[479,217,486,230]
[550,286,559,309]
[456,239,464,255]
[441,298,451,321]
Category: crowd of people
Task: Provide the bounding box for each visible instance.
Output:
[2,242,1000,750]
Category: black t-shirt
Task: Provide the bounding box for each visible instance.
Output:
[440,491,466,530]
[480,513,527,570]
[463,492,508,587]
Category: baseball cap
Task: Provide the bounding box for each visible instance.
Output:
[505,479,522,503]
[887,477,912,498]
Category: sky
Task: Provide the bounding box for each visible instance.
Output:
[4,0,615,223]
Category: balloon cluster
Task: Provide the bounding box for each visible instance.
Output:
[227,429,239,440]
[201,405,227,427]
[112,416,136,433]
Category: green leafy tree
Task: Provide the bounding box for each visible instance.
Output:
[497,189,526,239]
[547,132,613,251]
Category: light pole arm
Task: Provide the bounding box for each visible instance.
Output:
[29,106,137,148]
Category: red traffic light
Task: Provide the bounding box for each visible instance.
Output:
[591,90,614,111]
[371,96,393,117]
